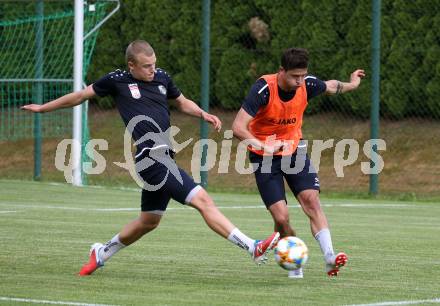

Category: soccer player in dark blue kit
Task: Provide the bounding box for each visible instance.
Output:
[22,40,279,276]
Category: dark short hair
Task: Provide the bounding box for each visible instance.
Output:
[281,48,309,70]
[125,40,155,63]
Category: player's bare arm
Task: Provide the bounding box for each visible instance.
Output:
[21,85,97,113]
[325,69,365,95]
[173,94,222,132]
[232,108,283,154]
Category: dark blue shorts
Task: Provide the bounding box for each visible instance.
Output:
[135,147,200,214]
[249,146,320,208]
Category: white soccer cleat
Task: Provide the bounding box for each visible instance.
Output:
[288,267,304,279]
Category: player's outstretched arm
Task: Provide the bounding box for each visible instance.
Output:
[21,85,97,113]
[173,94,222,132]
[325,69,365,95]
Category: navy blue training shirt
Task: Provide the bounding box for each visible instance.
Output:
[242,75,327,117]
[92,68,181,152]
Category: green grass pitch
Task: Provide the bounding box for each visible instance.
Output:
[0,180,439,306]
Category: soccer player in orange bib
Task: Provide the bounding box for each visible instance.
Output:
[232,47,365,278]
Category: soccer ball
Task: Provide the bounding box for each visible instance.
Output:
[274,236,309,270]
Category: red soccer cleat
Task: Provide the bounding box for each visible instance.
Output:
[252,232,280,264]
[326,252,348,277]
[78,243,104,276]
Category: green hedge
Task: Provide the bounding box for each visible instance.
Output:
[84,0,439,118]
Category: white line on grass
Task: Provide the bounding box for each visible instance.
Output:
[0,204,139,212]
[0,210,17,214]
[0,202,421,213]
[346,297,440,306]
[3,179,437,206]
[0,296,117,306]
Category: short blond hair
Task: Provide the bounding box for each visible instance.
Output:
[125,40,154,63]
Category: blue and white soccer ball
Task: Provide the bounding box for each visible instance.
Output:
[274,236,309,270]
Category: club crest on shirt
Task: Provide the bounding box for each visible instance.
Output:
[158,85,167,96]
[128,83,141,99]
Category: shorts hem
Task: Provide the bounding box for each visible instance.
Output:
[141,209,165,216]
[185,185,203,204]
[293,187,320,197]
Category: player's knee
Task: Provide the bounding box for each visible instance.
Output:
[273,213,290,227]
[298,191,321,213]
[190,189,215,212]
[138,218,160,232]
[143,222,159,234]
[198,200,217,216]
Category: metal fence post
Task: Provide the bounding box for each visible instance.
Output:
[200,0,210,188]
[33,0,44,181]
[370,0,381,195]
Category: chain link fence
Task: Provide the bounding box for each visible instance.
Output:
[0,0,112,140]
[1,0,439,198]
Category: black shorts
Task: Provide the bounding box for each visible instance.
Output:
[135,147,201,214]
[249,146,320,208]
